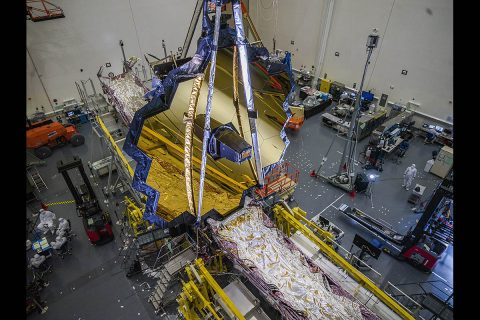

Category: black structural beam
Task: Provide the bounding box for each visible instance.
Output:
[57,156,96,204]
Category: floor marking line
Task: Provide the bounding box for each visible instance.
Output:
[315,194,345,219]
[45,199,75,206]
[432,272,450,285]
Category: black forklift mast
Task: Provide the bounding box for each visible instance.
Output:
[401,172,453,252]
[57,156,96,206]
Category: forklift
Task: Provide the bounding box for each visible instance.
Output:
[338,172,453,273]
[57,156,114,245]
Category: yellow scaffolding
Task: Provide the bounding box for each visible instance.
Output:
[123,196,151,237]
[272,203,415,320]
[177,258,245,320]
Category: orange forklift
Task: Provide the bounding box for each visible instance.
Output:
[26,114,85,159]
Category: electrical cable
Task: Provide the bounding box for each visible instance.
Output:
[259,0,274,10]
[273,0,279,42]
[128,0,145,61]
[366,0,396,89]
[258,0,276,22]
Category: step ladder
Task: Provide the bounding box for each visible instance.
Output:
[148,267,172,312]
[119,237,141,276]
[27,166,48,193]
[147,247,196,314]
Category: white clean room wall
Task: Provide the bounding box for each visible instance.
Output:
[365,0,453,121]
[250,0,453,121]
[26,0,197,116]
[250,0,326,70]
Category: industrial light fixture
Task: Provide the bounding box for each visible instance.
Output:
[366,29,380,49]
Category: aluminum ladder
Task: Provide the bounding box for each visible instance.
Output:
[147,267,172,312]
[27,166,48,192]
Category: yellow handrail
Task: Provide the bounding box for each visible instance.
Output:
[195,259,246,320]
[95,115,134,177]
[273,204,415,320]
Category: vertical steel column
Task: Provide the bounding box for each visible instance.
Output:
[89,78,97,96]
[105,152,115,197]
[337,47,373,177]
[311,0,335,89]
[232,0,264,186]
[196,1,222,222]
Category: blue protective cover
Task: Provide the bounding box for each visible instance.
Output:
[123,0,296,227]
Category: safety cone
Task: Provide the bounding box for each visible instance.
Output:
[310,170,317,177]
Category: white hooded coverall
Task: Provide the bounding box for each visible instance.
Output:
[30,254,46,268]
[403,165,417,189]
[51,236,67,250]
[37,209,56,234]
[56,218,69,236]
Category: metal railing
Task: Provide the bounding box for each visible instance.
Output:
[148,233,196,272]
[384,282,425,319]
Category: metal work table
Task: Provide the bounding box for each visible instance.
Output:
[321,112,349,134]
[381,137,404,154]
[415,126,453,147]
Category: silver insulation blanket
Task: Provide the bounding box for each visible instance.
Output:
[209,206,379,320]
[108,72,147,124]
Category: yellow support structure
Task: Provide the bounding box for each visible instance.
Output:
[124,196,150,236]
[272,204,415,320]
[177,258,246,320]
[195,259,246,320]
[291,207,335,245]
[96,115,134,177]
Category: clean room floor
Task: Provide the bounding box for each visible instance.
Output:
[26,104,453,319]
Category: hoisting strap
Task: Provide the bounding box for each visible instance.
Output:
[196,1,222,223]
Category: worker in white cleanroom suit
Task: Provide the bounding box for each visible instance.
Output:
[402,164,417,191]
[30,254,46,269]
[51,235,67,250]
[56,218,69,236]
[37,209,56,235]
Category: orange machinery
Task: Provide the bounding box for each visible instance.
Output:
[26,118,85,159]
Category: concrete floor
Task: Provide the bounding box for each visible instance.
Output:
[26,105,453,319]
[27,123,157,320]
[283,103,453,289]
